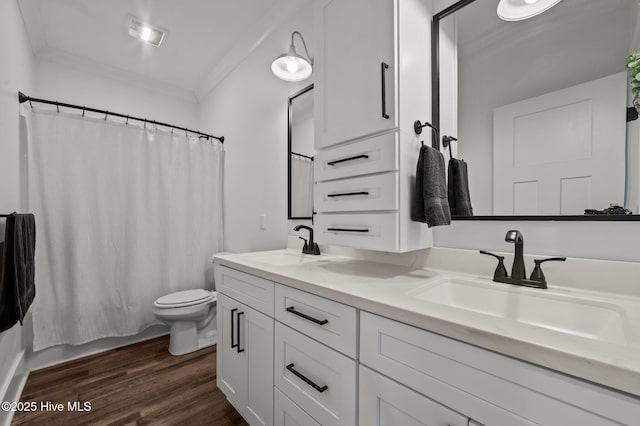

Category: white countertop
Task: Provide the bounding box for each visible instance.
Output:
[214,249,640,397]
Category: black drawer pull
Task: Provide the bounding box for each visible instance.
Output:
[327,154,369,166]
[327,191,369,198]
[286,363,328,393]
[236,311,244,353]
[286,306,329,325]
[381,62,390,119]
[230,308,238,349]
[327,228,369,233]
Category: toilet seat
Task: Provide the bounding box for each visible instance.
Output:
[154,289,217,309]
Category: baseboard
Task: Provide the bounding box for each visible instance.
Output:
[0,350,28,426]
[28,325,170,372]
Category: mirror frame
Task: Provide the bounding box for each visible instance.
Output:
[432,0,640,221]
[288,83,314,220]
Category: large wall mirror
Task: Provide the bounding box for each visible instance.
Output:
[434,0,640,220]
[288,84,315,219]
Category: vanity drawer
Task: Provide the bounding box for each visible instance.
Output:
[314,172,399,213]
[275,284,357,358]
[214,265,275,316]
[314,212,399,251]
[360,312,637,426]
[274,388,321,426]
[275,322,356,426]
[314,132,398,182]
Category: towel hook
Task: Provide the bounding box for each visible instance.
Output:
[442,135,457,159]
[414,120,440,149]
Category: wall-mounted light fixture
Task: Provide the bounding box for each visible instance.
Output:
[271,31,313,82]
[497,0,562,21]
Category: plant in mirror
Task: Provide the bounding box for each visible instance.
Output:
[433,0,640,220]
[288,84,315,220]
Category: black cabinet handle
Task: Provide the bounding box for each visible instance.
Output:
[286,306,329,325]
[327,154,369,166]
[286,363,328,393]
[236,311,244,353]
[326,191,369,198]
[327,228,369,233]
[230,308,238,349]
[381,62,390,119]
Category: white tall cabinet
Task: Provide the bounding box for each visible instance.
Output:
[313,0,437,252]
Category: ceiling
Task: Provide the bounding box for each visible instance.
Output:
[18,0,307,100]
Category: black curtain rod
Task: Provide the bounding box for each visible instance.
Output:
[291,151,314,161]
[18,92,224,143]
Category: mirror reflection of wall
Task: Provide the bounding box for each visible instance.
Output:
[288,85,315,219]
[440,0,639,217]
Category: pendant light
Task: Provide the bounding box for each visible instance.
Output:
[497,0,562,22]
[271,31,313,82]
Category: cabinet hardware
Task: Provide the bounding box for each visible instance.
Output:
[286,306,329,325]
[231,308,238,350]
[286,363,328,393]
[236,311,245,353]
[327,191,369,198]
[381,62,390,119]
[327,154,369,166]
[327,228,369,233]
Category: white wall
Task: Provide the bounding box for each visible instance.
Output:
[198,2,313,253]
[34,56,199,130]
[0,0,35,406]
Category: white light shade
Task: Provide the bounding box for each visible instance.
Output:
[497,0,562,21]
[271,52,312,82]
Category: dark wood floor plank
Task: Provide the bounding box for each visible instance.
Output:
[12,336,248,426]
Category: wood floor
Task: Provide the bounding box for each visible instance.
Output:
[12,336,248,426]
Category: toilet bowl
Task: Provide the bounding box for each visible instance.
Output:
[153,289,218,356]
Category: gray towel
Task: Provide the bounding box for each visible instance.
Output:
[448,158,473,217]
[0,213,36,332]
[411,145,451,227]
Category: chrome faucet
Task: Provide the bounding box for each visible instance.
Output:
[480,230,565,289]
[293,225,320,255]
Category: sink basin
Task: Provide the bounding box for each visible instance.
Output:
[409,278,630,345]
[250,251,323,266]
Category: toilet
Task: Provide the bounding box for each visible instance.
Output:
[153,289,218,356]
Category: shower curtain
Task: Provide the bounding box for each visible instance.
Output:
[290,155,313,217]
[22,107,224,351]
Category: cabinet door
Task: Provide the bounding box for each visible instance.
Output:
[217,294,247,409]
[315,0,397,149]
[217,293,274,426]
[244,303,274,426]
[359,365,468,426]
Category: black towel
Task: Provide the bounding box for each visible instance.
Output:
[447,158,473,217]
[411,145,451,227]
[0,213,36,332]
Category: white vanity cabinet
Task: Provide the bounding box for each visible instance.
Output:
[215,266,275,426]
[313,0,436,253]
[273,284,358,426]
[360,311,640,426]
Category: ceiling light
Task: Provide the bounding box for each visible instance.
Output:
[128,17,165,47]
[271,31,313,82]
[497,0,562,21]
